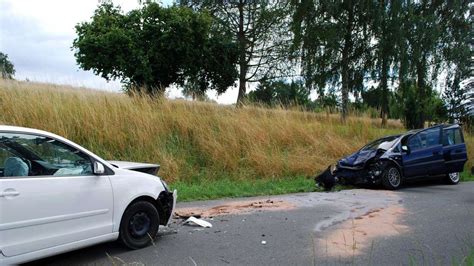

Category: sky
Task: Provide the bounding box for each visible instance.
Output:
[0,0,239,104]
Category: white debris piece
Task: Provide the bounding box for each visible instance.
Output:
[261,240,267,245]
[184,216,213,228]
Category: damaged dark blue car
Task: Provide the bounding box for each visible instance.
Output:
[316,124,468,190]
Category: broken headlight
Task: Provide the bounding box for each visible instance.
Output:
[330,164,338,175]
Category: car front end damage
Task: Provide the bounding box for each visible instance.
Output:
[158,189,177,226]
[315,135,404,190]
[157,179,177,226]
[316,145,401,190]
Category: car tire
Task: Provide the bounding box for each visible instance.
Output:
[119,201,160,249]
[382,165,402,190]
[445,172,460,185]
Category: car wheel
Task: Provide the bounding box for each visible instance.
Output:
[382,165,402,190]
[119,201,160,249]
[446,172,460,185]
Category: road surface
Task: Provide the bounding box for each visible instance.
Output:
[26,181,474,265]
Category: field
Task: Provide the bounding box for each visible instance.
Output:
[1,79,472,200]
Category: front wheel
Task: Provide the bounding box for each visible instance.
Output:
[119,201,160,249]
[446,172,460,185]
[382,165,402,190]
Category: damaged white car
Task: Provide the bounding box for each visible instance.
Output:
[0,126,176,265]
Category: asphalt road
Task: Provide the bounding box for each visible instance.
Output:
[26,180,474,266]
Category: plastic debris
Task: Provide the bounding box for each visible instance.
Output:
[261,240,267,245]
[183,216,213,228]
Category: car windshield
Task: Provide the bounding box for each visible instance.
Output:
[361,136,399,151]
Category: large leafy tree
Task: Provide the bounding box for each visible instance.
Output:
[395,1,445,128]
[0,52,15,79]
[291,0,374,122]
[441,0,471,124]
[179,0,292,105]
[369,0,403,126]
[394,0,471,129]
[73,2,238,95]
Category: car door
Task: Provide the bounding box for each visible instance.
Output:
[442,126,468,174]
[0,131,113,257]
[402,127,444,178]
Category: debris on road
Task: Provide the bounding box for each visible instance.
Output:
[183,216,213,228]
[261,240,267,245]
[175,199,295,218]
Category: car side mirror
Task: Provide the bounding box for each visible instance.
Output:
[401,145,410,154]
[93,161,105,175]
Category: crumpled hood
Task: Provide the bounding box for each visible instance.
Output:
[338,149,378,168]
[108,160,160,175]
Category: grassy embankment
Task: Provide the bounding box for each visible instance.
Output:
[0,79,472,201]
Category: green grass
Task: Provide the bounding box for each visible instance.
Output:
[457,248,474,266]
[172,169,473,202]
[171,175,318,202]
[461,170,474,182]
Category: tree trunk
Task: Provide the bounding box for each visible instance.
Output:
[340,3,354,123]
[416,59,426,128]
[381,55,389,127]
[380,0,388,127]
[236,1,247,106]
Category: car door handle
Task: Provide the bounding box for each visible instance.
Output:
[0,189,20,198]
[433,151,441,155]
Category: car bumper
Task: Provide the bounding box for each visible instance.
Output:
[158,189,177,226]
[167,190,177,226]
[315,165,381,190]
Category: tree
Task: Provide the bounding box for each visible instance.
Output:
[247,80,312,109]
[291,0,374,122]
[440,0,471,124]
[0,52,15,79]
[73,2,238,95]
[180,0,292,105]
[369,0,403,126]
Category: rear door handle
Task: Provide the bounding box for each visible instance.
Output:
[433,151,441,155]
[0,189,20,198]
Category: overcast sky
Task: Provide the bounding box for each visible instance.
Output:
[0,0,239,104]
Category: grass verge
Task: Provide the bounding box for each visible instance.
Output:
[173,169,472,202]
[461,170,474,182]
[171,175,318,202]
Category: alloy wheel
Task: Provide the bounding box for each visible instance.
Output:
[448,172,460,183]
[388,167,401,187]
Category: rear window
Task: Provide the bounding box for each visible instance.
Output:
[443,128,463,145]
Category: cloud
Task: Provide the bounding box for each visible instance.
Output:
[0,0,238,102]
[0,0,125,90]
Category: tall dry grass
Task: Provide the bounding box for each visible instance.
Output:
[0,79,472,183]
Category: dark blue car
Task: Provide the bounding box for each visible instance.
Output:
[316,124,468,190]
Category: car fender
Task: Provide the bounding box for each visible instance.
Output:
[109,168,167,232]
[378,158,403,177]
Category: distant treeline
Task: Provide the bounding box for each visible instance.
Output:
[71,0,472,128]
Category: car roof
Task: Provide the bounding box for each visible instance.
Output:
[0,125,59,139]
[403,123,461,136]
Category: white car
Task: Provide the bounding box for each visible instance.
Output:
[0,126,176,265]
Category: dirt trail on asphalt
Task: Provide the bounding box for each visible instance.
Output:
[317,205,409,258]
[175,189,409,259]
[175,199,295,218]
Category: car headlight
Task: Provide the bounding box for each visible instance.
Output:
[160,179,170,191]
[330,164,338,174]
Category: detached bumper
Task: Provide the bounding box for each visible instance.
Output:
[158,189,177,226]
